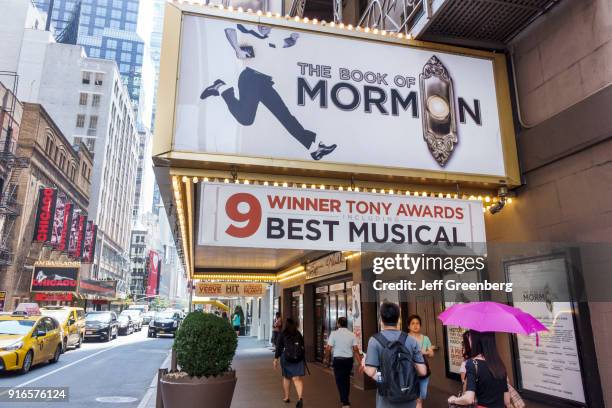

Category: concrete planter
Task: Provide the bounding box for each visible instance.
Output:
[160,371,236,408]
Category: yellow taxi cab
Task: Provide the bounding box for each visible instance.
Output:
[41,306,86,352]
[0,303,63,374]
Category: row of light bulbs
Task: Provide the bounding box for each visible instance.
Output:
[172,177,191,276]
[180,176,514,207]
[194,252,361,283]
[172,0,414,39]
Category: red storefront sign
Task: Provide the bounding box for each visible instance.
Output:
[33,188,57,242]
[34,293,73,302]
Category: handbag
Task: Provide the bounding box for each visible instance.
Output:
[448,359,478,408]
[508,383,525,408]
[419,336,431,379]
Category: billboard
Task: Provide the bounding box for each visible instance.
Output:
[33,188,57,243]
[146,251,161,296]
[67,209,81,255]
[31,266,79,293]
[82,222,98,263]
[164,11,518,184]
[57,202,73,252]
[50,193,67,247]
[70,215,87,259]
[198,182,485,251]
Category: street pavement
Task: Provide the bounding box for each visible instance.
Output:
[0,327,173,408]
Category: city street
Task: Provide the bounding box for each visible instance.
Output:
[0,329,172,407]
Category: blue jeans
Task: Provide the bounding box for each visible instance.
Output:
[419,376,430,399]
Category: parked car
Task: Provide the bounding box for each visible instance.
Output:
[41,306,86,352]
[117,315,134,335]
[142,311,155,325]
[120,309,143,331]
[148,310,181,338]
[0,310,63,374]
[84,311,118,342]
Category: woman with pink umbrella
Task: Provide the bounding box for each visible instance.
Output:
[441,301,546,408]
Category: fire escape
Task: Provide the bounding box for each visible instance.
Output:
[0,73,30,268]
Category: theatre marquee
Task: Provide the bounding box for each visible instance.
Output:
[155,3,519,186]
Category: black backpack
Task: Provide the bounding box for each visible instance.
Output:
[283,333,305,363]
[374,332,420,403]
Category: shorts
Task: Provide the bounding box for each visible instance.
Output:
[233,325,240,331]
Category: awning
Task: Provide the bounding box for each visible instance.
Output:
[192,299,229,312]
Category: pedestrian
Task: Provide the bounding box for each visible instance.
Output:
[459,330,472,387]
[361,302,427,408]
[271,312,282,350]
[407,315,434,408]
[273,317,306,408]
[232,312,241,336]
[447,330,511,407]
[222,311,229,321]
[324,316,363,408]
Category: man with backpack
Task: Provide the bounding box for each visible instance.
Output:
[362,302,427,408]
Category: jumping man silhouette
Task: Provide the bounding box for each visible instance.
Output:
[200,24,338,161]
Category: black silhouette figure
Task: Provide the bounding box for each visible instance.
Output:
[200,25,337,161]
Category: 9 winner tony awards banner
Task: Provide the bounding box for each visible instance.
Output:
[198,182,485,251]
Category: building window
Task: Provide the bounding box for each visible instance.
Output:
[121,52,131,62]
[106,50,116,59]
[79,92,88,105]
[95,73,104,86]
[82,71,91,84]
[89,115,98,130]
[45,135,53,153]
[59,152,66,170]
[76,114,85,128]
[92,94,101,107]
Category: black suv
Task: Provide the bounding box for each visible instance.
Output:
[84,311,118,342]
[148,310,181,338]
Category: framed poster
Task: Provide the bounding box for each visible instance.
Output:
[505,253,592,407]
[441,269,482,380]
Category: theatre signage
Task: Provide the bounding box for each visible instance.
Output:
[195,282,266,297]
[31,266,79,293]
[198,182,485,251]
[159,8,518,184]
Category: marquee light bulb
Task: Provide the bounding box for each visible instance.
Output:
[347,24,353,30]
[294,16,300,22]
[507,198,513,204]
[263,181,269,186]
[237,6,243,12]
[224,178,229,183]
[274,182,279,186]
[283,182,288,187]
[355,187,360,192]
[312,18,319,24]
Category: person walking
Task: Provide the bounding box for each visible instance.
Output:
[362,302,427,408]
[271,312,282,350]
[407,315,434,408]
[324,317,363,408]
[232,312,241,336]
[447,330,511,407]
[274,318,306,408]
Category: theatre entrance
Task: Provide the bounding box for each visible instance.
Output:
[314,280,353,362]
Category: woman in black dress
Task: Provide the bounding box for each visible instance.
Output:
[273,318,305,408]
[448,330,511,408]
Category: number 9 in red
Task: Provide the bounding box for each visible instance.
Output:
[225,193,262,238]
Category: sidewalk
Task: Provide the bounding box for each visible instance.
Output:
[147,337,450,408]
[231,337,449,408]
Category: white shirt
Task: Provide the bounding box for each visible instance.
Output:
[327,327,358,358]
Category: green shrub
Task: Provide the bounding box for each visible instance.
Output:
[173,312,237,377]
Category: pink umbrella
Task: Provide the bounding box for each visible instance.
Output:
[438,301,548,344]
